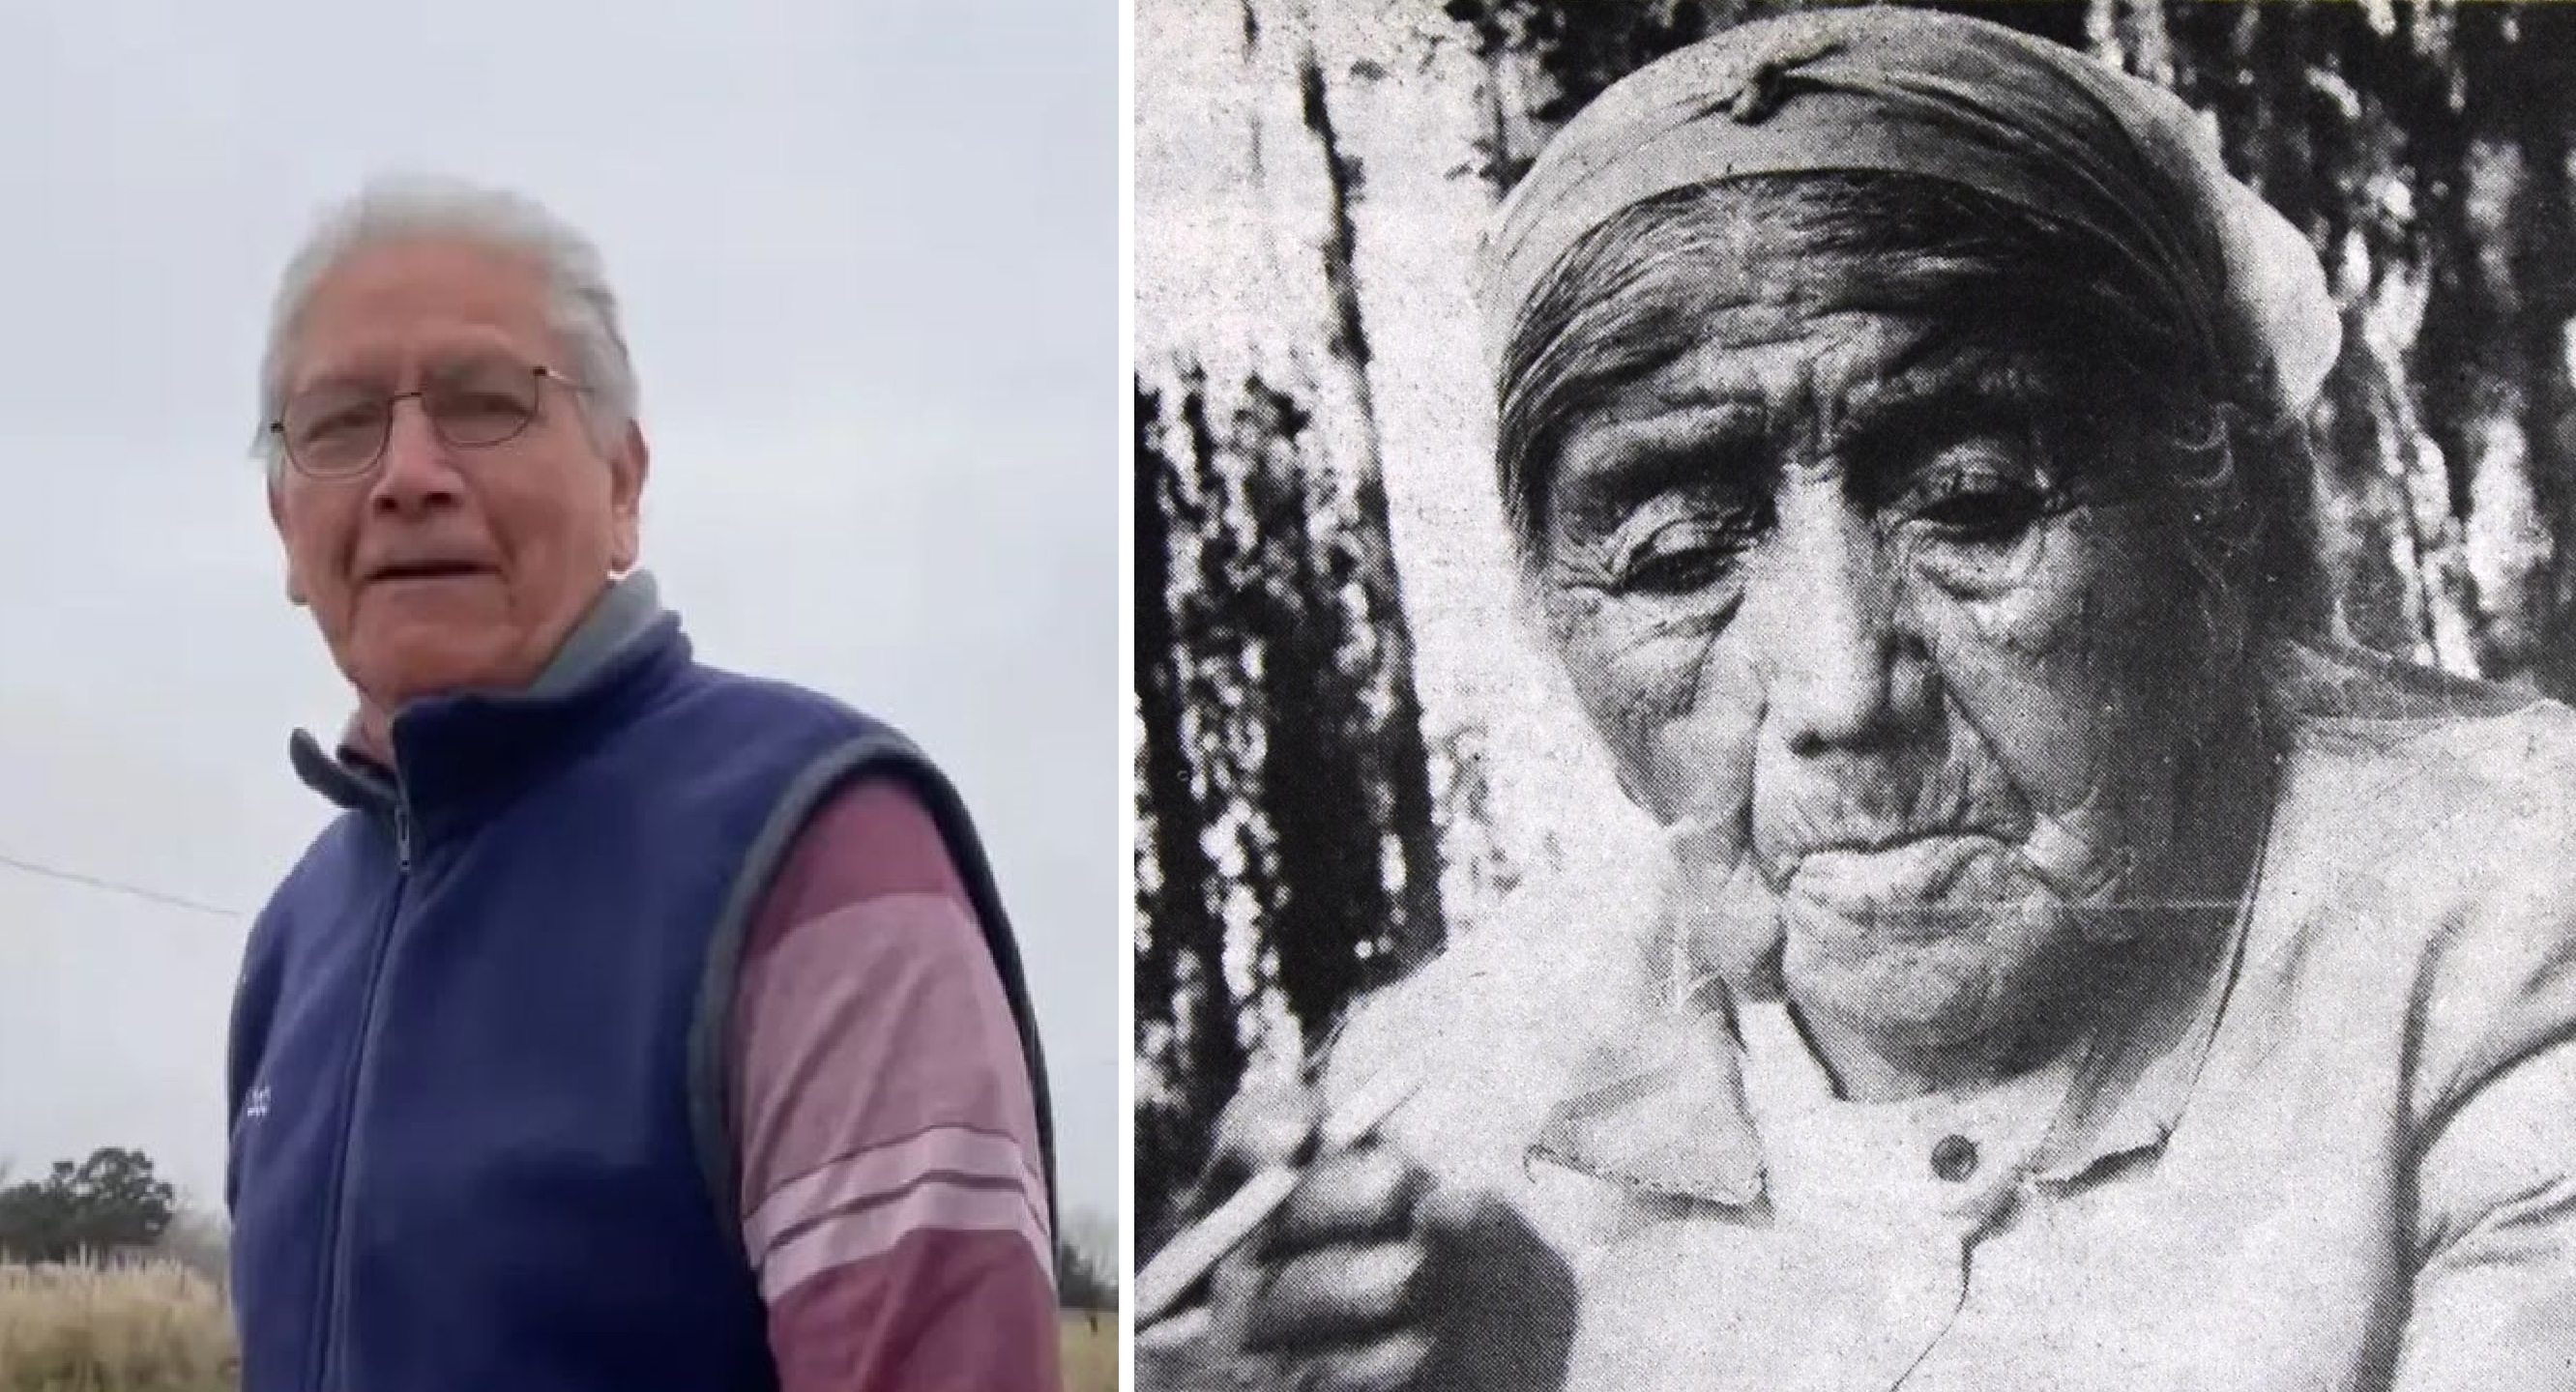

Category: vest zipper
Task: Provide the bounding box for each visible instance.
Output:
[308,790,412,1392]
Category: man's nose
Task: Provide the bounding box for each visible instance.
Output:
[1754,491,1932,754]
[369,398,462,511]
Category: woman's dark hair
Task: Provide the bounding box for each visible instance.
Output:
[1494,171,2324,640]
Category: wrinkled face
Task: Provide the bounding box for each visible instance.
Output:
[267,238,646,718]
[1532,301,2217,1055]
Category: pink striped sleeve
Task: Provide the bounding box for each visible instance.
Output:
[729,778,1061,1392]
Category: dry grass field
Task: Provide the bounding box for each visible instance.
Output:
[1058,1308,1119,1392]
[0,1260,1120,1391]
[0,1261,235,1392]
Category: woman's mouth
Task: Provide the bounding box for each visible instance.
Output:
[1784,832,2014,928]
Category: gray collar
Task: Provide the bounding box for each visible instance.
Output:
[528,570,663,697]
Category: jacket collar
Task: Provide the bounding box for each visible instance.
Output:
[289,571,683,831]
[1525,973,1770,1205]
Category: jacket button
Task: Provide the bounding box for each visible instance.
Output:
[1930,1134,1979,1182]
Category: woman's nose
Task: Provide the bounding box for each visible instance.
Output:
[1753,490,1930,754]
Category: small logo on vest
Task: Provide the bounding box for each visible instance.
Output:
[244,1085,272,1122]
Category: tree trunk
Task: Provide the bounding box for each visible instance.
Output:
[1132,0,1457,1244]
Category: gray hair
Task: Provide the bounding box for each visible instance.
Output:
[251,173,640,477]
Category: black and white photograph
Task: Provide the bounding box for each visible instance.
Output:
[1134,2,2576,1387]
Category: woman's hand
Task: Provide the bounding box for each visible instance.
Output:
[1137,1077,1579,1392]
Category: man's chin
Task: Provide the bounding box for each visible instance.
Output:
[346,641,528,712]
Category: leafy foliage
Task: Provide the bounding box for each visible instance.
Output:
[0,1147,178,1265]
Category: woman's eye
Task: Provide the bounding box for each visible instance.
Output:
[1624,544,1726,594]
[1898,459,2063,545]
[1612,512,1764,594]
[1917,483,2045,538]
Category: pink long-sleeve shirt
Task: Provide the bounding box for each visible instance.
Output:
[729,777,1062,1391]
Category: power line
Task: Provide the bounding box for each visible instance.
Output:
[0,849,244,919]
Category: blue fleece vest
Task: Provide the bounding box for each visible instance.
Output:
[224,609,1055,1392]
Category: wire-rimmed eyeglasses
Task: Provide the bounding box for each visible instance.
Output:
[266,361,588,479]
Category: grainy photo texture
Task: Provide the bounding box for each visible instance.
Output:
[1134,2,2576,1387]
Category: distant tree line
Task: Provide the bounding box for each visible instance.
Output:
[0,1146,177,1264]
[1057,1232,1120,1312]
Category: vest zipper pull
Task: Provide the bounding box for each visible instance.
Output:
[394,800,413,872]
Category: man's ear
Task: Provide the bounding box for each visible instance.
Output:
[268,479,307,607]
[608,421,651,573]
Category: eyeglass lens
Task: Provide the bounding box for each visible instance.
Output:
[279,361,544,476]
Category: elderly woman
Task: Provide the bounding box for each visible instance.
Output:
[1139,10,2576,1392]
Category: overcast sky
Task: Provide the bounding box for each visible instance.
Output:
[0,1,1116,1227]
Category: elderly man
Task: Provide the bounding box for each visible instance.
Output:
[223,176,1062,1392]
[1140,11,2576,1392]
